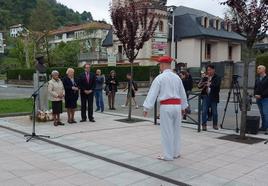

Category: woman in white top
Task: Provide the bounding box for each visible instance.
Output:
[48,70,65,126]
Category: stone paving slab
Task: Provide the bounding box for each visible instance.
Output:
[0,112,268,185]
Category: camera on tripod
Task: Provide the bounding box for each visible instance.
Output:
[221,74,252,132]
[232,74,240,82]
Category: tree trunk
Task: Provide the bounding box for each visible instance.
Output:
[25,35,30,69]
[45,34,50,66]
[240,49,252,139]
[128,61,134,121]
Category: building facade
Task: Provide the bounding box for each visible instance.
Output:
[0,32,4,54]
[10,24,24,38]
[110,2,245,67]
[111,0,169,66]
[48,22,112,65]
[171,6,245,68]
[255,34,268,52]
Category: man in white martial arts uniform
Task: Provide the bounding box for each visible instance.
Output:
[143,56,188,161]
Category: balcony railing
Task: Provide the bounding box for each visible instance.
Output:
[78,52,108,61]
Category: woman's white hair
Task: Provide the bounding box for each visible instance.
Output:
[51,70,59,76]
[66,68,75,75]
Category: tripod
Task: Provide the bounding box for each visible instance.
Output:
[221,75,242,133]
[25,81,50,142]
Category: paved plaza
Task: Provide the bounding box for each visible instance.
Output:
[0,110,268,186]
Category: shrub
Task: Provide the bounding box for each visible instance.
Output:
[7,66,159,82]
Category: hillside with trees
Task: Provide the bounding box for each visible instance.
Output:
[0,0,93,30]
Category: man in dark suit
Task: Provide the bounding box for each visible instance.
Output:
[78,64,96,122]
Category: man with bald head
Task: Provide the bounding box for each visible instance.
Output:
[254,65,268,134]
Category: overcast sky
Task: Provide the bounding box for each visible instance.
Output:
[56,0,228,22]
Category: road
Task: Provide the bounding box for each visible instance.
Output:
[0,83,261,131]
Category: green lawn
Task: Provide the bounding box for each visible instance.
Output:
[0,99,79,115]
[0,98,34,114]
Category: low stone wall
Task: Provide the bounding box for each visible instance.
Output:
[7,80,33,85]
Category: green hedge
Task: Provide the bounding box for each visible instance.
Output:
[7,66,159,82]
[256,53,268,70]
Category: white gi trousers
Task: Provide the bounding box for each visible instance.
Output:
[160,104,181,160]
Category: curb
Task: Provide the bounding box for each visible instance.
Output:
[0,112,31,118]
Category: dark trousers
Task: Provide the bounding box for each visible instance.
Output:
[81,93,94,120]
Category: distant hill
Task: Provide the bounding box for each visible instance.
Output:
[0,0,93,30]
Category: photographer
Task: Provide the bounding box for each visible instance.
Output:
[198,65,221,131]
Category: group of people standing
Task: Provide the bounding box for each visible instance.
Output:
[47,64,133,126]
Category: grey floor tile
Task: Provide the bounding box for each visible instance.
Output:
[0,178,32,186]
[105,171,149,186]
[87,163,127,179]
[164,167,204,182]
[130,177,177,186]
[142,161,179,175]
[186,173,230,186]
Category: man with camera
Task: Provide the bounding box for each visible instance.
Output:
[254,65,268,134]
[198,65,221,131]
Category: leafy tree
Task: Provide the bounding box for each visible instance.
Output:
[81,11,93,22]
[8,37,35,68]
[0,0,93,30]
[29,0,56,66]
[51,41,80,67]
[221,0,268,138]
[111,1,159,120]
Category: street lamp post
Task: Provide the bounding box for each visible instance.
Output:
[168,6,176,70]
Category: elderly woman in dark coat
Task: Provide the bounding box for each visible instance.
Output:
[62,68,79,124]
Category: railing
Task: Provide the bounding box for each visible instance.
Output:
[78,53,108,61]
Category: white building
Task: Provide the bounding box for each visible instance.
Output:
[0,32,4,54]
[10,24,24,38]
[110,1,245,67]
[48,22,112,64]
[111,0,169,65]
[171,6,245,68]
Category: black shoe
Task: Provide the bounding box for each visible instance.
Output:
[111,108,116,110]
[89,119,95,122]
[80,119,87,122]
[95,109,100,112]
[259,128,266,131]
[57,121,65,126]
[71,120,77,124]
[202,125,207,131]
[213,125,219,130]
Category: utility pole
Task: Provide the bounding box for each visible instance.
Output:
[168,6,176,70]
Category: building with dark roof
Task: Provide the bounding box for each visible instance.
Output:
[110,0,169,66]
[254,35,268,52]
[171,6,246,67]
